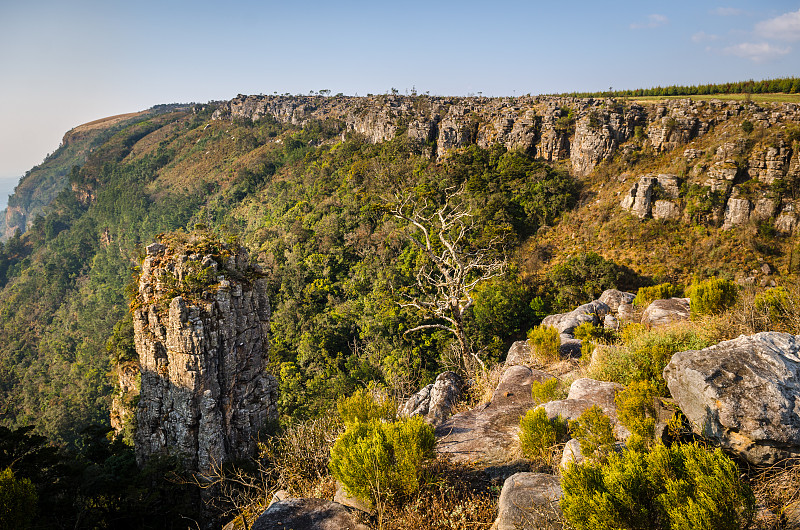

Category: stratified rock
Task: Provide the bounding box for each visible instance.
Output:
[505,340,531,366]
[251,498,369,530]
[641,298,690,327]
[436,365,552,466]
[652,200,681,221]
[130,235,277,472]
[399,371,461,426]
[664,332,800,464]
[491,473,563,530]
[598,289,635,312]
[722,197,752,229]
[621,176,656,218]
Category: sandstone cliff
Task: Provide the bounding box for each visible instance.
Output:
[120,232,277,472]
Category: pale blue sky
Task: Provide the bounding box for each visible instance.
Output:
[1,0,798,180]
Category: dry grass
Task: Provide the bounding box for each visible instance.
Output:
[379,458,498,530]
[751,458,800,529]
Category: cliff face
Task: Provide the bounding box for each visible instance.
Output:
[212,94,798,177]
[125,233,277,472]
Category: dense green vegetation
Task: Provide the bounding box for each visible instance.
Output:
[562,76,800,98]
[0,107,580,449]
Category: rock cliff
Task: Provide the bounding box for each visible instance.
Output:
[122,232,278,472]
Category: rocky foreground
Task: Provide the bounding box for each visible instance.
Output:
[251,289,800,529]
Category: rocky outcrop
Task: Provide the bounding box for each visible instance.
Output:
[436,365,552,467]
[251,498,368,530]
[541,378,629,441]
[722,197,752,229]
[621,174,681,219]
[664,332,800,465]
[641,297,690,327]
[542,300,610,335]
[399,371,461,426]
[128,234,278,472]
[505,340,532,366]
[491,473,563,530]
[748,141,794,184]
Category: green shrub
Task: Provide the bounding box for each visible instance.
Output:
[573,321,615,344]
[685,277,739,316]
[0,467,37,530]
[633,283,682,307]
[548,252,620,310]
[615,381,657,451]
[337,387,396,426]
[519,408,568,461]
[530,378,567,405]
[561,443,755,530]
[528,325,561,364]
[329,416,435,505]
[588,325,708,395]
[569,405,616,461]
[754,286,789,322]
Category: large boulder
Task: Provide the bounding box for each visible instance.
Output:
[250,498,368,530]
[598,289,635,312]
[436,365,553,467]
[491,473,563,530]
[399,371,461,426]
[641,297,690,327]
[664,332,800,464]
[542,300,610,335]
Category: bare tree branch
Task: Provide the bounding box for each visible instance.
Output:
[388,186,506,373]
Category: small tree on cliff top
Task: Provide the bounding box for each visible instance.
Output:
[389,187,506,373]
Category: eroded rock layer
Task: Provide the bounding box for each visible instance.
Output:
[130,235,278,472]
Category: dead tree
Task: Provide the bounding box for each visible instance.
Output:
[389,187,506,373]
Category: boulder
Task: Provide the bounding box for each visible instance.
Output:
[436,365,553,467]
[664,332,800,464]
[542,301,610,335]
[334,481,373,514]
[559,336,583,357]
[399,371,461,426]
[541,378,629,440]
[598,289,635,312]
[491,473,563,530]
[559,438,584,470]
[604,314,620,330]
[506,340,531,366]
[251,498,369,530]
[617,303,636,322]
[641,297,690,327]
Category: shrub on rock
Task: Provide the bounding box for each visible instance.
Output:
[519,408,568,461]
[528,325,561,364]
[633,282,682,307]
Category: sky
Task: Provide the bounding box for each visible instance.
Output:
[1,0,799,181]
